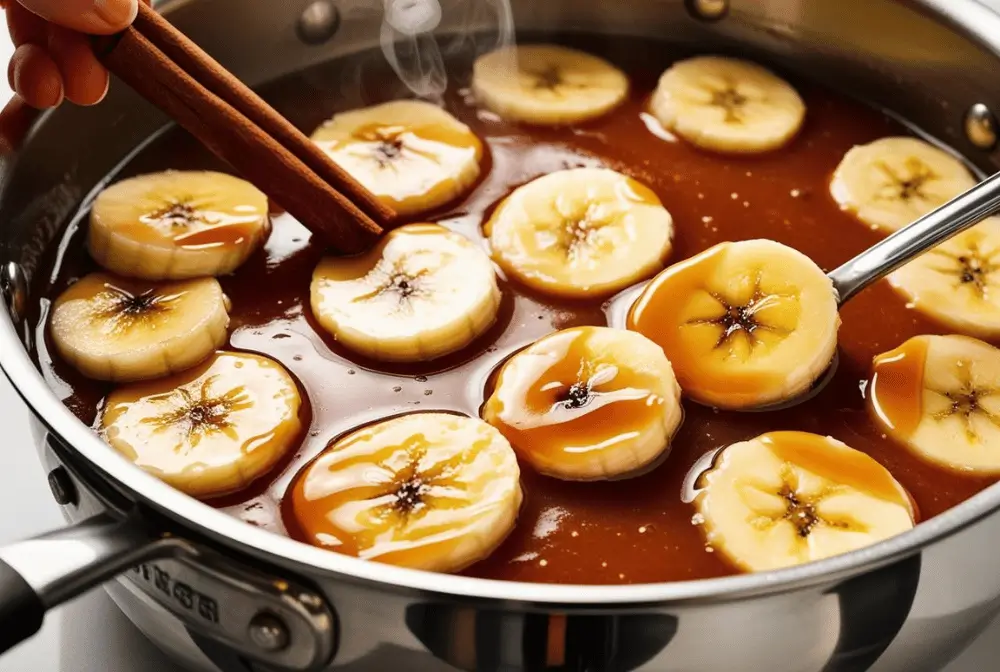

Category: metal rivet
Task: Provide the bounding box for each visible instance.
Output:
[248,612,290,652]
[685,0,729,21]
[47,467,78,507]
[0,261,26,323]
[965,103,998,150]
[297,0,340,45]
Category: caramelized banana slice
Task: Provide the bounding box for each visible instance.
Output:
[485,168,674,299]
[310,223,501,362]
[289,413,522,573]
[311,100,483,217]
[627,240,839,410]
[888,219,1000,338]
[50,273,230,382]
[694,431,915,572]
[870,334,1000,475]
[472,44,629,126]
[482,326,683,480]
[88,170,270,280]
[100,351,303,498]
[649,56,805,154]
[831,137,976,233]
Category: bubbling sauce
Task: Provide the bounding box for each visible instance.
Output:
[29,35,1000,585]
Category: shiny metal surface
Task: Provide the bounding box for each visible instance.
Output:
[829,170,1000,303]
[0,515,169,609]
[965,102,998,149]
[685,0,729,22]
[125,549,336,670]
[296,0,341,45]
[5,0,1000,670]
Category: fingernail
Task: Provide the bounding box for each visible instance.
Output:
[91,0,138,32]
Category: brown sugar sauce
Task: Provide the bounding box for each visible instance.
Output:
[29,35,999,585]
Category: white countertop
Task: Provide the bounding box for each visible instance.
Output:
[3,5,1000,671]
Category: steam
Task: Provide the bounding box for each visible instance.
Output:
[380,0,516,103]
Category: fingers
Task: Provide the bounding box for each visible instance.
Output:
[6,0,152,108]
[6,1,47,46]
[47,26,109,105]
[14,0,139,35]
[9,44,63,108]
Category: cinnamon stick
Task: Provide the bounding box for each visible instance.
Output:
[130,3,396,228]
[97,26,382,254]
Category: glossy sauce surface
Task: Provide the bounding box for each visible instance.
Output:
[29,36,1000,585]
[758,432,913,510]
[482,327,674,476]
[868,336,930,438]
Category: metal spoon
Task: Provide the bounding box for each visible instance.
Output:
[751,170,1000,412]
[829,170,1000,303]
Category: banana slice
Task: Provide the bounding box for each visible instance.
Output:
[482,326,683,481]
[830,137,976,233]
[694,431,915,572]
[311,100,482,217]
[311,223,501,362]
[695,432,916,572]
[887,219,1000,338]
[288,412,521,573]
[649,56,805,154]
[49,273,230,382]
[472,44,629,126]
[869,334,1000,475]
[485,168,673,299]
[627,240,839,410]
[100,351,303,499]
[88,170,270,280]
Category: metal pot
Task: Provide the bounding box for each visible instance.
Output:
[3,0,1000,669]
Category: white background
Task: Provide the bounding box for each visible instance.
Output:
[1,5,999,672]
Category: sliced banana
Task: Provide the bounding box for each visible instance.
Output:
[311,100,482,217]
[100,351,303,499]
[888,219,1000,338]
[472,44,629,126]
[831,137,976,233]
[869,334,1000,475]
[485,168,673,299]
[88,170,270,280]
[627,240,839,410]
[649,56,805,154]
[289,412,521,573]
[482,326,683,481]
[49,273,230,382]
[311,223,500,363]
[695,431,915,572]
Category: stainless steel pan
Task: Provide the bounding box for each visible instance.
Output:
[4,1,1000,669]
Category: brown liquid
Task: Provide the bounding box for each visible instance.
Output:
[27,35,1000,585]
[869,336,930,438]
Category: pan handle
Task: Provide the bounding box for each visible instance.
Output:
[0,513,181,654]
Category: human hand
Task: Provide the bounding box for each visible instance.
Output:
[4,0,150,109]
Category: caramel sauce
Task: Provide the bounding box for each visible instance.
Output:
[287,412,520,570]
[28,35,1000,584]
[171,221,262,249]
[122,209,265,249]
[483,327,668,475]
[759,431,912,511]
[869,336,929,438]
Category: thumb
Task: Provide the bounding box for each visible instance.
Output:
[15,0,139,35]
